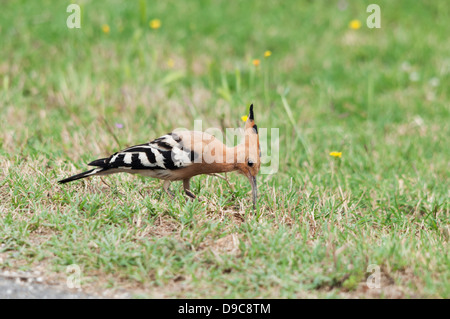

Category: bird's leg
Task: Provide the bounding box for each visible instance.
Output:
[163,180,175,198]
[183,178,196,199]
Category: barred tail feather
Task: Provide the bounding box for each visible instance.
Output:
[58,168,105,184]
[88,158,108,167]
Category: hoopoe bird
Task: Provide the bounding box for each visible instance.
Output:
[59,105,261,207]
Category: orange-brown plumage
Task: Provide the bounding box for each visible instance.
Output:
[59,105,261,207]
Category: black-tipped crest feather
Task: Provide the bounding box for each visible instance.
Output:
[58,168,103,184]
[249,104,254,120]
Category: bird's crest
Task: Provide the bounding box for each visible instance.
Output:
[244,104,258,135]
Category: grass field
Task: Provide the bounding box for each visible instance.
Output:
[0,0,449,298]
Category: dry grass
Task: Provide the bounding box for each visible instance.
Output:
[1,0,449,298]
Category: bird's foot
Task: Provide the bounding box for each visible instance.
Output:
[164,189,175,199]
[184,189,196,200]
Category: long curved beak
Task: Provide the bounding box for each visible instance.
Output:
[247,175,257,209]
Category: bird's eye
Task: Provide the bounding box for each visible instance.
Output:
[248,160,254,167]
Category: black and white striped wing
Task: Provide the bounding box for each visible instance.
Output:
[91,133,196,171]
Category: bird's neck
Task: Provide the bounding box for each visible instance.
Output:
[202,143,245,173]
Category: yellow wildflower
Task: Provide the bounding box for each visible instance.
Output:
[264,50,272,58]
[252,59,260,67]
[241,115,248,122]
[167,58,175,69]
[149,19,161,29]
[349,19,361,30]
[329,151,342,158]
[102,24,110,34]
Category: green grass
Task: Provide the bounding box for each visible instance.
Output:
[0,0,449,298]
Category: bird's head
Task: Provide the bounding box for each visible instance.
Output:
[236,104,261,209]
